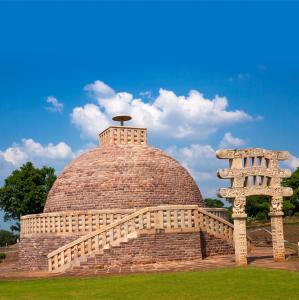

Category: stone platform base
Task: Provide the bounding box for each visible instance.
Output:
[18,230,234,272]
[68,231,234,274]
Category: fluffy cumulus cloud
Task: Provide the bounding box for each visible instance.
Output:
[0,139,74,166]
[71,104,110,139]
[167,144,229,198]
[219,132,247,148]
[71,80,254,141]
[84,80,115,99]
[286,154,299,170]
[0,139,76,184]
[46,96,64,112]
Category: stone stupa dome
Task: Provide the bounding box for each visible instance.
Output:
[44,119,204,213]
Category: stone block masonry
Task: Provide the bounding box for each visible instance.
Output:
[72,232,202,274]
[200,231,234,258]
[68,231,234,274]
[44,145,204,213]
[19,229,234,272]
[19,234,82,270]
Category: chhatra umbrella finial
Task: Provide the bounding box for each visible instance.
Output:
[112,115,132,126]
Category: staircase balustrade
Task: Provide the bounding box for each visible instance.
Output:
[47,205,234,273]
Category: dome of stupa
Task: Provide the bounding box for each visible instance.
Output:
[44,120,204,213]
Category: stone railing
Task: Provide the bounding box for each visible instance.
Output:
[20,209,134,236]
[198,207,233,241]
[47,205,234,272]
[20,207,228,237]
[205,208,228,220]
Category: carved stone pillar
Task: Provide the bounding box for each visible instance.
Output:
[232,196,247,265]
[269,196,285,261]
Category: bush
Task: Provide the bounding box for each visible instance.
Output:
[294,212,299,217]
[0,230,18,247]
[0,253,6,261]
[204,198,225,208]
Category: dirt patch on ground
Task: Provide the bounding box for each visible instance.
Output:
[247,223,299,252]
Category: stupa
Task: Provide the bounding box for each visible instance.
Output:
[19,117,234,273]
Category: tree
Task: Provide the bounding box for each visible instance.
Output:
[245,195,270,220]
[0,230,18,247]
[204,198,225,208]
[283,167,299,214]
[283,199,295,216]
[0,162,56,231]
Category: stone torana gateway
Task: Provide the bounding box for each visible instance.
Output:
[18,117,293,273]
[217,148,293,265]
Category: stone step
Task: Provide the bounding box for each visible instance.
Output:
[68,233,136,272]
[65,230,234,274]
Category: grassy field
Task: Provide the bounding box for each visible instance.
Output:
[0,268,298,300]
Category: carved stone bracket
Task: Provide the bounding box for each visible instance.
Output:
[269,196,284,216]
[232,196,247,218]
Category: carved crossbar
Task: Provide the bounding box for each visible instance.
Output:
[216,148,293,199]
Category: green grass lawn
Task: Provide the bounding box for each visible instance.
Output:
[0,267,298,300]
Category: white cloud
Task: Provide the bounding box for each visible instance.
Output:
[167,144,227,198]
[286,154,299,170]
[0,138,78,185]
[71,104,110,140]
[0,138,100,188]
[0,147,28,166]
[219,132,247,148]
[84,80,115,99]
[46,96,64,112]
[71,80,255,141]
[0,139,74,167]
[23,139,74,160]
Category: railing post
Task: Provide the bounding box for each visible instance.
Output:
[48,258,52,272]
[155,209,164,230]
[193,209,199,230]
[54,255,58,271]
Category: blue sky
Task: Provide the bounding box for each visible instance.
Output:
[0,1,299,230]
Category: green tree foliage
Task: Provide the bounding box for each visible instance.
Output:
[0,253,6,262]
[283,167,299,213]
[245,195,270,220]
[0,230,18,247]
[0,162,56,231]
[204,198,224,208]
[283,200,295,216]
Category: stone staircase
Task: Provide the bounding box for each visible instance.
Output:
[47,205,236,273]
[68,231,140,274]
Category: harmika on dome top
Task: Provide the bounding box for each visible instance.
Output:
[44,123,204,213]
